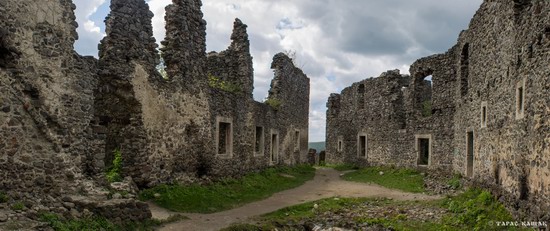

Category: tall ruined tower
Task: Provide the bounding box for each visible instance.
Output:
[161,0,207,87]
[96,0,159,185]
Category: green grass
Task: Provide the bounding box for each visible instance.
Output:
[224,188,525,231]
[342,166,425,193]
[440,188,524,231]
[39,213,161,231]
[139,165,315,213]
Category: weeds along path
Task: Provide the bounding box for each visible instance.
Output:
[153,167,441,231]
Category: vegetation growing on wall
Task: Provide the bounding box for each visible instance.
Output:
[264,98,282,111]
[208,74,242,93]
[106,149,123,183]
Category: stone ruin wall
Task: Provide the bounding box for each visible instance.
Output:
[0,0,104,212]
[450,0,550,219]
[326,0,549,220]
[0,0,310,224]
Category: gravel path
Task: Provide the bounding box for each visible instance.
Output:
[152,167,441,231]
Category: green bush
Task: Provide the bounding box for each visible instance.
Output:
[11,201,25,211]
[106,149,123,183]
[208,74,242,93]
[447,173,462,190]
[0,191,8,203]
[264,98,282,110]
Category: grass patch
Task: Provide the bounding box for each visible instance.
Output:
[342,166,425,193]
[139,165,315,213]
[440,188,524,230]
[39,213,160,231]
[225,188,525,231]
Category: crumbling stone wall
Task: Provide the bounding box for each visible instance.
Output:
[0,0,310,225]
[0,0,152,224]
[326,71,411,166]
[326,0,549,220]
[268,53,310,165]
[450,0,550,219]
[205,19,309,177]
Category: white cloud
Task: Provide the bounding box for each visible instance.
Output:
[73,0,107,56]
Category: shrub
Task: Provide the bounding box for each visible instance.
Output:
[106,149,123,183]
[208,74,242,93]
[11,201,25,211]
[0,191,8,203]
[447,173,462,190]
[265,98,282,110]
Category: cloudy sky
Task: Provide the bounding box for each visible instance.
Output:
[73,0,482,142]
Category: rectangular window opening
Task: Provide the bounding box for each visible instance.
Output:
[271,133,279,163]
[466,131,474,177]
[417,138,430,165]
[481,102,488,128]
[358,135,367,158]
[218,122,231,155]
[294,130,300,151]
[254,126,264,156]
[516,80,526,119]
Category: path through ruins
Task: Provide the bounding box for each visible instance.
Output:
[151,167,441,231]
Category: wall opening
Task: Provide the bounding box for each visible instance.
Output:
[294,130,300,151]
[415,134,432,166]
[254,126,264,156]
[418,139,430,165]
[519,174,529,200]
[337,136,343,152]
[270,132,279,164]
[420,75,433,117]
[515,79,525,119]
[481,101,488,128]
[216,117,233,157]
[0,31,18,68]
[460,43,470,97]
[466,131,474,177]
[357,134,367,158]
[357,83,365,110]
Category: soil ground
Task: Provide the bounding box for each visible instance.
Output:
[152,167,441,231]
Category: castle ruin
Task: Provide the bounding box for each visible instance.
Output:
[326,0,549,220]
[0,0,309,223]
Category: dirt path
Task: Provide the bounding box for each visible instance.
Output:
[152,167,441,231]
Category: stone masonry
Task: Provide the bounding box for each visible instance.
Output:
[326,0,549,221]
[0,0,310,225]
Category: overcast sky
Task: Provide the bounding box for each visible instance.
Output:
[73,0,482,142]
